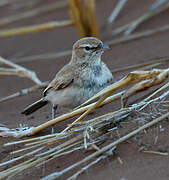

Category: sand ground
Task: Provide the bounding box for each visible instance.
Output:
[0,0,169,179]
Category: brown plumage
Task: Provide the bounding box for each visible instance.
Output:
[21,37,113,117]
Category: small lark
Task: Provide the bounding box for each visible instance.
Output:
[22,37,113,119]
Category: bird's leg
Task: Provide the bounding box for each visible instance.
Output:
[51,105,57,134]
[52,105,57,119]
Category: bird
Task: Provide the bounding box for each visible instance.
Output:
[21,37,113,121]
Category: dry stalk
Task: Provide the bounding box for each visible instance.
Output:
[0,147,43,167]
[69,0,87,37]
[0,0,21,6]
[3,109,123,147]
[0,122,114,179]
[145,81,169,102]
[122,68,169,107]
[0,136,99,179]
[107,0,128,24]
[83,0,99,37]
[0,20,72,38]
[69,0,99,37]
[0,1,67,27]
[67,155,107,180]
[0,82,48,103]
[9,0,41,10]
[124,1,169,35]
[14,50,72,64]
[108,24,169,46]
[112,0,169,35]
[111,56,169,73]
[142,150,168,156]
[0,56,42,84]
[4,133,66,146]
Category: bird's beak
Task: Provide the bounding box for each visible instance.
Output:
[101,43,111,50]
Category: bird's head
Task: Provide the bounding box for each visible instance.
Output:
[72,37,111,63]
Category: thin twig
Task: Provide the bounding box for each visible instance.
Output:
[143,150,168,156]
[111,56,169,73]
[13,50,72,64]
[0,56,42,84]
[107,0,128,24]
[0,82,48,103]
[67,155,107,180]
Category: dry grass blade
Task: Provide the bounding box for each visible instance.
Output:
[112,0,169,35]
[3,109,125,147]
[84,0,99,37]
[108,24,169,46]
[4,133,63,146]
[0,0,20,6]
[69,0,99,37]
[124,1,169,35]
[143,150,168,156]
[69,0,88,37]
[107,0,128,24]
[0,20,72,38]
[0,68,22,75]
[13,50,72,64]
[122,68,169,107]
[144,81,169,102]
[0,1,67,26]
[111,56,169,73]
[0,158,37,179]
[0,147,43,167]
[0,92,122,137]
[13,54,169,73]
[0,82,48,103]
[10,0,42,10]
[67,155,106,180]
[0,133,100,179]
[42,112,169,180]
[0,56,42,84]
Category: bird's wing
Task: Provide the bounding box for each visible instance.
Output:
[43,64,74,96]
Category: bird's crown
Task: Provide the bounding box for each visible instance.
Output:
[73,37,102,50]
[72,37,110,61]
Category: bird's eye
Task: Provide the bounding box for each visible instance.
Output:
[84,46,91,51]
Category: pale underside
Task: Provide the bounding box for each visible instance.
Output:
[45,60,113,108]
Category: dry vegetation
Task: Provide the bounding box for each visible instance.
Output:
[0,0,169,179]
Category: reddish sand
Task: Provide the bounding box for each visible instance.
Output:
[0,0,169,179]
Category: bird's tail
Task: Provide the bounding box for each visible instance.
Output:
[21,98,48,115]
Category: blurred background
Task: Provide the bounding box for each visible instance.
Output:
[0,0,169,179]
